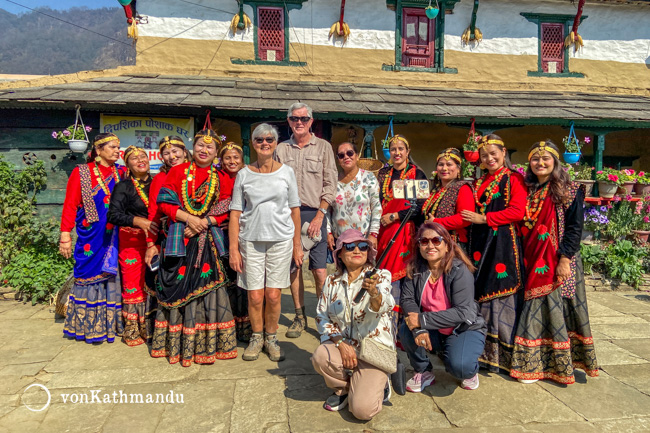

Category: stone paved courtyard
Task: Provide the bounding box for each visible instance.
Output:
[2,283,650,433]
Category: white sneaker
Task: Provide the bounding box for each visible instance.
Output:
[461,373,480,390]
[406,371,435,393]
[518,378,539,384]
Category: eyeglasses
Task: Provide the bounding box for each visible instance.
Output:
[288,116,311,123]
[337,150,355,159]
[342,241,370,252]
[254,137,275,144]
[418,236,444,247]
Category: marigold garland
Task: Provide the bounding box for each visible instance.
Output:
[422,186,447,217]
[131,178,149,207]
[473,166,508,214]
[94,163,120,198]
[181,163,219,216]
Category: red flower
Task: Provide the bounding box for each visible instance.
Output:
[177,265,186,280]
[201,263,210,273]
[83,244,91,252]
[538,225,548,235]
[535,259,546,269]
[82,219,90,228]
[495,263,506,274]
[106,223,114,230]
[103,196,110,204]
[473,251,481,262]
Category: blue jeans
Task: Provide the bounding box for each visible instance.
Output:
[398,322,485,380]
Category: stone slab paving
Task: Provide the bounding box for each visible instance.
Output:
[1,289,650,432]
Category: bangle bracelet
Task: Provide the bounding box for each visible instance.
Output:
[369,292,380,299]
[147,245,157,250]
[59,240,71,244]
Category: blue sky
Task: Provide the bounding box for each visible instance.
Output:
[1,0,118,15]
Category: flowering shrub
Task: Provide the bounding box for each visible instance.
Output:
[52,125,92,145]
[563,135,580,153]
[595,167,623,185]
[464,133,481,151]
[621,169,637,183]
[573,164,594,180]
[583,204,609,233]
[637,171,650,185]
[512,163,528,177]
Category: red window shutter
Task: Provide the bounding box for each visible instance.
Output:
[401,8,435,68]
[258,7,285,62]
[541,23,564,73]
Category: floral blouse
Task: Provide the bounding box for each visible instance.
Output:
[316,267,395,351]
[327,169,382,238]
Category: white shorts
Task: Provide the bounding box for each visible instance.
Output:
[238,238,293,290]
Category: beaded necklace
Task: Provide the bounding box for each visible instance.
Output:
[381,164,414,206]
[473,166,508,214]
[422,186,447,217]
[93,163,120,197]
[131,177,149,207]
[181,163,219,216]
[523,182,550,229]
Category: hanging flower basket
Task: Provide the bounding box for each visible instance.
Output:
[563,152,580,164]
[52,105,91,153]
[463,150,479,163]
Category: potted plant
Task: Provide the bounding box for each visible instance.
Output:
[634,171,650,196]
[461,160,475,181]
[595,167,623,198]
[463,132,480,163]
[631,197,650,243]
[620,169,637,194]
[562,134,581,164]
[573,164,595,196]
[52,125,92,152]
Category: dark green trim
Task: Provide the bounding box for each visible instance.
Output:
[521,12,587,76]
[381,64,457,73]
[469,0,479,40]
[527,71,584,78]
[240,1,307,65]
[387,0,458,74]
[230,58,307,67]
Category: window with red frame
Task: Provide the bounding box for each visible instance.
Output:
[258,7,285,62]
[401,7,435,68]
[540,22,564,73]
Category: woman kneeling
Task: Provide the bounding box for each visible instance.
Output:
[312,229,395,421]
[400,222,487,392]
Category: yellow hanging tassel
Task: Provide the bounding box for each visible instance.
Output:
[127,20,138,41]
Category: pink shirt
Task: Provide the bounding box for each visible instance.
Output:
[421,276,454,335]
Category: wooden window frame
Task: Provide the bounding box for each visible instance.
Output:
[521,12,587,78]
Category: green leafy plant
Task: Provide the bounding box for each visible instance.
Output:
[51,125,92,145]
[637,171,650,185]
[580,243,606,275]
[461,160,475,179]
[621,169,637,183]
[595,167,623,186]
[562,135,580,153]
[604,199,636,239]
[574,164,594,181]
[0,155,74,304]
[463,133,481,152]
[603,240,648,288]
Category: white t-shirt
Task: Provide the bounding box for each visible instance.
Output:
[230,164,301,242]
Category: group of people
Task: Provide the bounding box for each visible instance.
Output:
[59,102,599,422]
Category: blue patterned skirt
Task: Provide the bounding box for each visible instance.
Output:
[63,277,123,343]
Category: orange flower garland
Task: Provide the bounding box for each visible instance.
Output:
[523,183,550,229]
[473,166,508,214]
[131,178,149,207]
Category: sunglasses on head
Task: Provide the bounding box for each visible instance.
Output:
[254,137,275,144]
[418,236,444,247]
[288,116,311,123]
[342,241,370,252]
[337,150,355,159]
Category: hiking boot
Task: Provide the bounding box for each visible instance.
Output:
[242,333,263,361]
[286,314,306,338]
[406,371,435,393]
[461,373,480,390]
[264,334,285,362]
[323,393,348,411]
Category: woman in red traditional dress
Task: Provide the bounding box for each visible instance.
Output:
[217,141,252,342]
[151,129,236,366]
[376,135,427,318]
[59,133,126,343]
[107,146,157,346]
[462,134,526,373]
[510,140,598,384]
[422,148,474,252]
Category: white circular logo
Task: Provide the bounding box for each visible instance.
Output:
[22,384,51,412]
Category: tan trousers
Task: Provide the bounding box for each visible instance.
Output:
[311,341,388,421]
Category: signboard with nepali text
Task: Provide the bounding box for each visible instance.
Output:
[100,114,194,173]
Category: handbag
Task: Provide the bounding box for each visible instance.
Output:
[351,292,397,374]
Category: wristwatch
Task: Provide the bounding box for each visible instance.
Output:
[389,213,396,222]
[334,338,345,348]
[318,207,327,215]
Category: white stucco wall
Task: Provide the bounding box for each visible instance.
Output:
[137,0,650,64]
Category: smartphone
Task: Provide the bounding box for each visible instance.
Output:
[393,179,430,200]
[149,255,160,272]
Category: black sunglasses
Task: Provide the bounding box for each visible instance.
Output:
[254,137,275,144]
[288,116,311,123]
[342,241,370,252]
[418,236,444,247]
[337,150,355,159]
